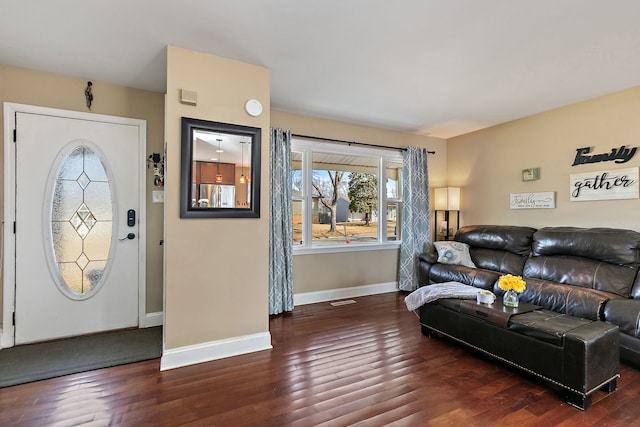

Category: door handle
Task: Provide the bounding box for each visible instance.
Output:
[119,233,136,241]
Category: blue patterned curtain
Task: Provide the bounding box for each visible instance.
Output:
[269,128,294,314]
[398,146,431,291]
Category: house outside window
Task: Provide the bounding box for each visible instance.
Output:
[291,138,402,254]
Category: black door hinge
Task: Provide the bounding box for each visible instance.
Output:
[13,222,16,234]
[13,129,16,142]
[12,312,15,326]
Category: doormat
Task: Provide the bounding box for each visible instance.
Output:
[0,326,162,388]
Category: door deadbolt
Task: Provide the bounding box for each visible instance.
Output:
[127,209,136,227]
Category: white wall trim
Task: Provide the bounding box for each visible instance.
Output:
[160,332,272,371]
[158,283,396,370]
[141,312,163,328]
[294,282,398,306]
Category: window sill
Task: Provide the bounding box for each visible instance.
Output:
[293,241,401,255]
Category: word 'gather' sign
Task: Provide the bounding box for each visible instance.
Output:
[570,167,639,201]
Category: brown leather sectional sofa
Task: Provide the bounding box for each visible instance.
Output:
[418,225,640,368]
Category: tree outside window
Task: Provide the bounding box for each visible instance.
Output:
[291,140,401,249]
[347,173,378,226]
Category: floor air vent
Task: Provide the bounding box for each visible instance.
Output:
[330,299,357,307]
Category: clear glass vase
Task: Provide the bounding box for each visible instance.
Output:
[503,289,519,307]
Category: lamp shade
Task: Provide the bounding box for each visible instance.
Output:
[434,187,460,211]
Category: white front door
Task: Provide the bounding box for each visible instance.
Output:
[4,105,146,345]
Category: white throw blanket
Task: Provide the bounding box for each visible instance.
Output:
[404,282,480,311]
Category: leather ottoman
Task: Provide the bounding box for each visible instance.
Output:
[419,299,620,409]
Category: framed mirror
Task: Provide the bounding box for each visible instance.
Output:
[180,117,261,218]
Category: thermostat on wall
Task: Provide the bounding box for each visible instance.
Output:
[522,167,540,181]
[245,99,263,117]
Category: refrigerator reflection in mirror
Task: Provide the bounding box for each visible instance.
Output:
[199,184,235,208]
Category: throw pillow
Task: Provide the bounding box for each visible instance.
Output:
[433,241,477,268]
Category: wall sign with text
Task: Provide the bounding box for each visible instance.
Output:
[570,167,639,201]
[510,192,555,209]
[572,145,637,166]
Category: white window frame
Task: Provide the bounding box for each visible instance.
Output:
[292,138,402,255]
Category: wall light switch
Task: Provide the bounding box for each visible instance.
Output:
[152,190,165,203]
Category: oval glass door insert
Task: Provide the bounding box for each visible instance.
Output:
[49,145,113,299]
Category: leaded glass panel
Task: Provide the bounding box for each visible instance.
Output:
[58,149,84,180]
[83,152,109,181]
[59,263,83,294]
[50,146,113,296]
[84,182,112,219]
[83,222,112,259]
[52,180,83,222]
[52,222,82,263]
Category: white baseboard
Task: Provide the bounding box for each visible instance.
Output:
[141,312,163,328]
[294,281,398,306]
[160,332,272,371]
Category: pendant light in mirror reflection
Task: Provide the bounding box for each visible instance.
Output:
[215,138,223,183]
[239,140,246,184]
[180,117,261,218]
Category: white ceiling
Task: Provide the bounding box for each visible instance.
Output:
[2,1,640,138]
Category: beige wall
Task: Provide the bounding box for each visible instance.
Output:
[1,56,445,345]
[448,86,640,231]
[271,111,447,293]
[0,65,165,326]
[12,48,637,351]
[164,46,270,349]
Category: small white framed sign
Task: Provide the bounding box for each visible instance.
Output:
[570,167,639,201]
[510,192,555,209]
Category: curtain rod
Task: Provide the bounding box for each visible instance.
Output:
[291,133,436,154]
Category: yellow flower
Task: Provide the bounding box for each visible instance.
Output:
[498,274,526,293]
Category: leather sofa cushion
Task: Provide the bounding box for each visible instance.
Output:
[632,276,640,300]
[532,227,640,265]
[456,225,537,256]
[428,264,499,290]
[503,278,617,321]
[603,299,640,338]
[619,333,640,368]
[471,248,528,276]
[528,227,640,298]
[524,255,637,298]
[420,225,535,288]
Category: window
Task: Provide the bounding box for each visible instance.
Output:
[48,145,113,299]
[291,138,402,252]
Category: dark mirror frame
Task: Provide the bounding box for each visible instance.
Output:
[180,117,261,218]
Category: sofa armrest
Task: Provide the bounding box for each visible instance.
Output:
[514,278,615,321]
[418,246,439,286]
[419,246,439,264]
[604,299,640,338]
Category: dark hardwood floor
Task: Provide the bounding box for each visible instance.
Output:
[2,292,640,426]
